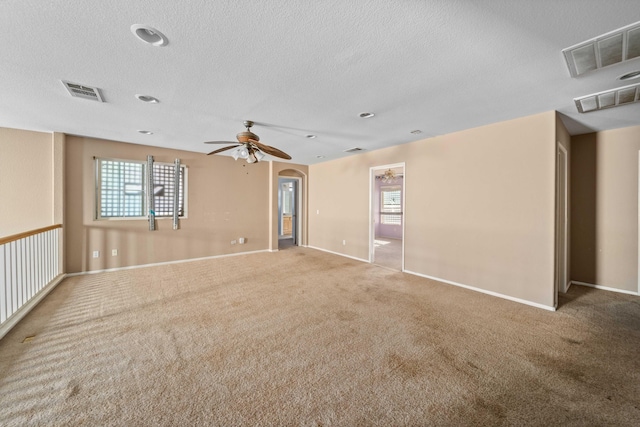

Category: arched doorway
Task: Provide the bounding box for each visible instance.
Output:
[273,167,307,251]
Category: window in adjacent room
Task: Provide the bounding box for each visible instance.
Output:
[380,186,402,225]
[96,158,187,219]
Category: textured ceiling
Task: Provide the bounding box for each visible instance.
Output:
[1,0,640,165]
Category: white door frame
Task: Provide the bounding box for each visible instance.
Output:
[369,162,406,271]
[278,176,302,245]
[557,144,569,296]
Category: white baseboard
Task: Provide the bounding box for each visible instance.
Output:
[67,250,271,276]
[404,270,557,312]
[0,273,66,341]
[306,246,555,311]
[306,246,369,263]
[571,281,639,296]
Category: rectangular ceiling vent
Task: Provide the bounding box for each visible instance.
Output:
[61,80,104,102]
[574,82,640,113]
[344,147,364,153]
[562,21,640,77]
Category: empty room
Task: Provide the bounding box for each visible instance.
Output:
[1,1,640,425]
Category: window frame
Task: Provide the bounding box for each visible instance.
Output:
[380,185,402,225]
[95,157,188,221]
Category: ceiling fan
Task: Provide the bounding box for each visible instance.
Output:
[204,120,291,163]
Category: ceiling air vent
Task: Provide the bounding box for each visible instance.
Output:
[61,80,104,102]
[574,82,640,113]
[562,21,640,77]
[344,147,364,153]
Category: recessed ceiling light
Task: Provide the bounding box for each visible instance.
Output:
[410,129,422,134]
[138,130,153,135]
[359,112,375,118]
[135,94,159,103]
[619,70,640,81]
[130,24,168,47]
[306,134,317,139]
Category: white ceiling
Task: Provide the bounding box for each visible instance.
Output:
[1,0,640,165]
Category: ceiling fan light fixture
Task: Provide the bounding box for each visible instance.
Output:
[203,120,291,162]
[380,169,397,183]
[130,24,168,46]
[231,146,250,160]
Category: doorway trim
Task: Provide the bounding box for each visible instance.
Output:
[556,143,569,301]
[369,162,406,271]
[278,176,302,246]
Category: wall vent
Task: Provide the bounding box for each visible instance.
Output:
[574,82,640,113]
[344,147,364,153]
[562,21,640,77]
[61,80,104,102]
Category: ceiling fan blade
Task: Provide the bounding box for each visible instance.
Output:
[249,139,292,160]
[204,140,237,144]
[207,145,239,155]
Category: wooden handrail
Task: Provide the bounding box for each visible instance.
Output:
[0,224,62,246]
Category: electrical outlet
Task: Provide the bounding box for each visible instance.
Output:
[231,240,237,245]
[342,240,346,246]
[112,249,118,256]
[92,251,99,258]
[317,209,320,215]
[238,237,245,244]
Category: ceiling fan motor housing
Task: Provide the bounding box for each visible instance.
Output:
[236,130,259,143]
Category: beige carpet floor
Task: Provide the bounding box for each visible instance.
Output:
[1,247,639,426]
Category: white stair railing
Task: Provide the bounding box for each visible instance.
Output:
[0,224,63,339]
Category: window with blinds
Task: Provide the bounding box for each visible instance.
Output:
[380,186,402,225]
[96,158,186,219]
[152,163,185,217]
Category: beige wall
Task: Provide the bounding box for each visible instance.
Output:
[0,127,55,237]
[65,136,275,273]
[310,111,557,307]
[571,125,640,293]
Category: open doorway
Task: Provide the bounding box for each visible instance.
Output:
[370,163,405,270]
[278,177,301,249]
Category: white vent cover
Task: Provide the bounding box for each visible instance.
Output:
[344,147,364,153]
[61,80,104,102]
[562,21,640,77]
[574,82,640,113]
